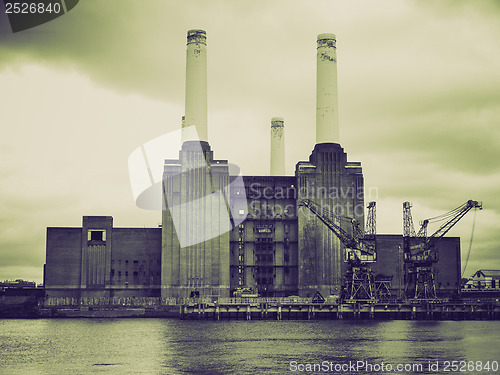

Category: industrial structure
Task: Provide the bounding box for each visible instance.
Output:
[45,30,469,302]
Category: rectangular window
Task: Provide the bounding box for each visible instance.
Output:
[88,230,106,241]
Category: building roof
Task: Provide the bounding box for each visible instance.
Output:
[474,270,500,278]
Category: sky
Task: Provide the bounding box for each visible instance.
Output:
[0,0,499,284]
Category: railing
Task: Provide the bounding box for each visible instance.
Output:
[42,296,315,307]
[42,297,181,307]
[41,296,500,308]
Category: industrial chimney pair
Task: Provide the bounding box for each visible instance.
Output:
[182,30,340,175]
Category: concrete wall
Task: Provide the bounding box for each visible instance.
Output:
[371,235,461,298]
[161,141,231,299]
[296,143,364,298]
[229,176,298,297]
[45,227,82,298]
[110,228,162,298]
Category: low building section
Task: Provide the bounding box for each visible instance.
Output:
[45,216,461,300]
[45,216,161,299]
[372,235,461,299]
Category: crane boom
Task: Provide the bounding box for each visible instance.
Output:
[298,199,375,256]
[409,200,482,257]
[403,199,482,300]
[425,200,482,249]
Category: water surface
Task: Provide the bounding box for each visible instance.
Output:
[1,319,498,374]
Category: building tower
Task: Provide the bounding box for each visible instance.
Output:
[161,30,233,299]
[296,34,364,298]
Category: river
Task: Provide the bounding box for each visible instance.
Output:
[0,319,498,374]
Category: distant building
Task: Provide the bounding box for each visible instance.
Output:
[464,270,500,290]
[0,279,37,288]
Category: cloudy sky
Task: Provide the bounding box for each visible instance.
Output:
[1,0,499,284]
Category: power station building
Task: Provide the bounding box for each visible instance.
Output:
[44,30,461,300]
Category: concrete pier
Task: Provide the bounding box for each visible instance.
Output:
[35,296,500,320]
[178,299,500,321]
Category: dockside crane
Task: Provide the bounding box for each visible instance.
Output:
[365,202,376,237]
[299,199,377,301]
[402,200,482,300]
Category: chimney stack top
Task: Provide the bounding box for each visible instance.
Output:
[187,29,207,45]
[271,117,284,127]
[317,33,336,41]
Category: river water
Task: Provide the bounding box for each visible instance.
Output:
[0,319,498,374]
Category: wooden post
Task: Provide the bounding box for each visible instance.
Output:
[411,306,417,320]
[337,304,343,320]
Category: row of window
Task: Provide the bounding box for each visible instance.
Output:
[255,254,273,262]
[111,270,160,277]
[111,259,161,266]
[256,277,273,285]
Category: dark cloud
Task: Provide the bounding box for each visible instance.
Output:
[354,86,500,175]
[419,0,500,13]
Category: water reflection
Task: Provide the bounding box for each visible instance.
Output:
[0,319,498,375]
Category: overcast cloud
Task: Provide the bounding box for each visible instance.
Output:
[0,0,499,283]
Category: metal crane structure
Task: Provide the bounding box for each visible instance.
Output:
[365,202,376,237]
[365,201,391,299]
[299,199,377,301]
[402,200,482,300]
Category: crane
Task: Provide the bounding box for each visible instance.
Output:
[403,200,482,300]
[365,202,376,237]
[299,199,377,301]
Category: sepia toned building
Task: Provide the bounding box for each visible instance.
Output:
[44,30,461,301]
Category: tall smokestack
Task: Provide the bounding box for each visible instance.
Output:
[316,33,339,144]
[270,117,285,176]
[184,29,208,143]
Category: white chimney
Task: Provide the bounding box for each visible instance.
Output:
[270,117,285,176]
[184,29,208,143]
[316,33,340,144]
